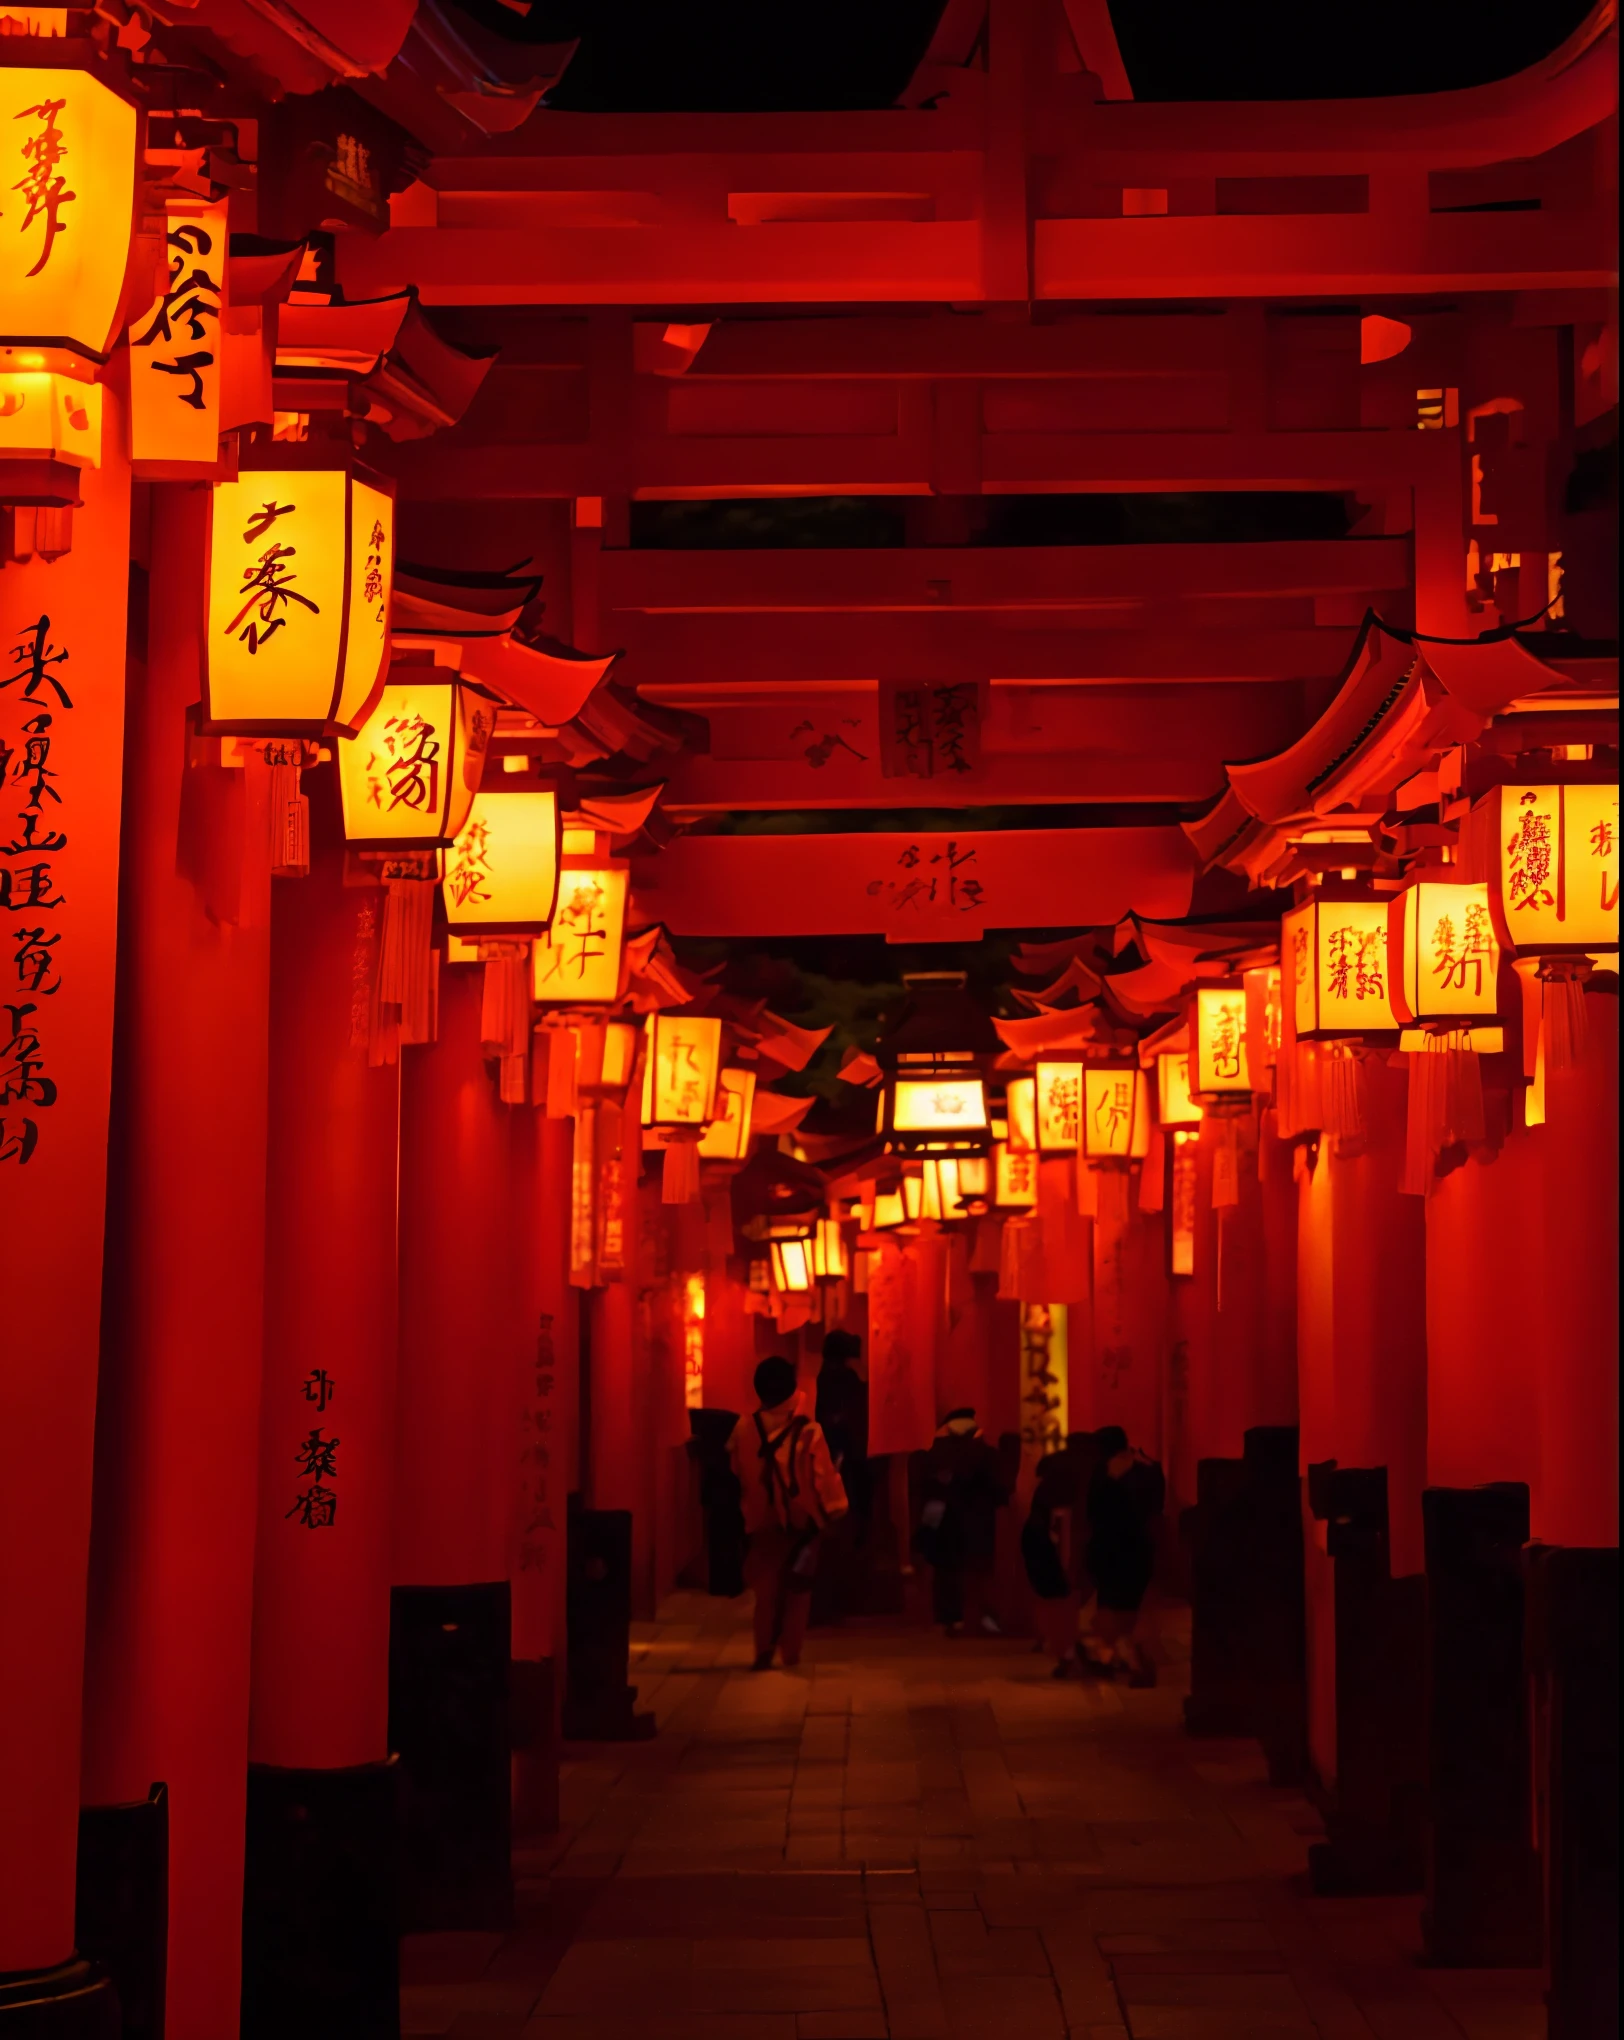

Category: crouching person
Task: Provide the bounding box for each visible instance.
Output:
[728,1355,848,1670]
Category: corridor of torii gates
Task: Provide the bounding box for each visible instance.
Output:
[0,2,1617,2036]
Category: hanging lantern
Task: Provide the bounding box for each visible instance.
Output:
[1156,1051,1202,1127]
[769,1238,812,1294]
[811,1218,849,1282]
[1388,875,1503,1027]
[956,1154,990,1206]
[204,467,395,735]
[338,669,488,849]
[1082,1066,1151,1161]
[903,1155,966,1222]
[532,866,629,1005]
[1034,1059,1083,1152]
[1470,782,1619,956]
[1283,894,1399,1041]
[573,1017,639,1098]
[872,1188,907,1229]
[699,1065,757,1160]
[128,202,228,468]
[0,57,138,366]
[883,1057,989,1155]
[1243,965,1282,1072]
[1003,1075,1037,1152]
[994,1141,1037,1207]
[441,789,560,936]
[1192,983,1254,1098]
[641,1012,722,1128]
[1169,1130,1198,1276]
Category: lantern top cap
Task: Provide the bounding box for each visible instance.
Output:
[879,974,1000,1067]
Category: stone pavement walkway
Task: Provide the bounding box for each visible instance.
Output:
[402,1590,1546,2040]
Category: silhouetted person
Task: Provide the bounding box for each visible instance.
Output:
[918,1407,1008,1635]
[1022,1448,1082,1674]
[727,1355,847,1670]
[1078,1424,1164,1686]
[815,1328,870,1528]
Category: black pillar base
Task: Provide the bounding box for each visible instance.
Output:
[1422,1484,1542,1968]
[74,1782,167,2040]
[0,1961,118,2038]
[1305,1467,1425,1896]
[1528,1545,1618,2039]
[564,1498,655,1742]
[1183,1429,1307,1786]
[389,1582,514,1933]
[241,1758,399,2040]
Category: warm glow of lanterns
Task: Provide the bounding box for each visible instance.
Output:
[872,1189,907,1230]
[769,1238,812,1293]
[811,1218,848,1282]
[1192,984,1253,1097]
[890,1074,988,1137]
[1004,1076,1036,1151]
[1243,965,1282,1070]
[903,1156,966,1221]
[956,1154,990,1203]
[699,1066,756,1159]
[204,469,395,735]
[1170,1130,1198,1276]
[1388,876,1502,1026]
[573,1016,640,1098]
[1156,1051,1202,1127]
[642,1012,722,1127]
[0,62,138,363]
[338,671,488,849]
[1082,1066,1151,1160]
[1473,782,1619,955]
[994,1141,1037,1207]
[1283,895,1399,1041]
[441,790,560,935]
[1035,1059,1083,1152]
[532,866,629,1005]
[128,203,227,465]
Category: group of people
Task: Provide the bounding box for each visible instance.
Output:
[722,1333,1163,1681]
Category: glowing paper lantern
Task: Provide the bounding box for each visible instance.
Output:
[1473,782,1619,956]
[770,1238,812,1293]
[1192,984,1254,1097]
[811,1218,848,1282]
[872,1189,906,1230]
[441,790,560,936]
[204,468,395,735]
[642,1012,722,1128]
[0,60,138,362]
[884,1059,989,1155]
[128,204,228,466]
[338,671,488,848]
[956,1154,990,1202]
[532,867,629,1005]
[1243,965,1282,1070]
[1034,1059,1083,1152]
[1170,1131,1198,1276]
[1283,895,1399,1041]
[1388,876,1502,1026]
[1082,1066,1150,1161]
[573,1017,639,1098]
[995,1141,1037,1207]
[1156,1052,1202,1127]
[903,1156,965,1222]
[1003,1076,1037,1153]
[699,1066,756,1159]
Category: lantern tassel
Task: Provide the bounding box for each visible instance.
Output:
[1209,1118,1241,1210]
[480,947,532,1062]
[1321,1043,1367,1142]
[1539,960,1591,1074]
[268,760,309,878]
[662,1129,702,1204]
[374,878,436,1055]
[1400,1039,1446,1196]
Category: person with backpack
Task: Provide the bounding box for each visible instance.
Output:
[726,1355,848,1670]
[1077,1425,1165,1686]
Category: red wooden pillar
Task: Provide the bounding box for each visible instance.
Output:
[1090,1189,1170,1459]
[0,417,130,2015]
[79,482,271,2039]
[1176,1110,1282,1468]
[1536,988,1619,1548]
[243,783,401,2033]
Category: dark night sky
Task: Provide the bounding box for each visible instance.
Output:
[451,0,1598,111]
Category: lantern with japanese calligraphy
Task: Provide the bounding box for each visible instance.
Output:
[0,52,137,505]
[440,790,560,936]
[1282,894,1399,1041]
[1003,1076,1036,1152]
[1156,1051,1202,1127]
[571,1017,639,1099]
[1034,1059,1083,1153]
[532,866,629,1006]
[1243,965,1282,1074]
[1192,983,1254,1098]
[1388,875,1503,1028]
[1469,782,1619,957]
[642,1013,722,1129]
[203,467,395,736]
[699,1065,757,1160]
[337,669,489,849]
[128,203,228,468]
[884,1060,989,1155]
[994,1141,1037,1207]
[1081,1066,1151,1162]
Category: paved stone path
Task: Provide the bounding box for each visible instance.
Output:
[402,1590,1546,2040]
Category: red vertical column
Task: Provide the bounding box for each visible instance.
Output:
[80,483,271,2038]
[1295,1137,1338,1789]
[1176,1111,1281,1469]
[395,962,512,1592]
[243,781,401,2031]
[1536,989,1619,1548]
[1090,1189,1171,1459]
[0,413,130,2005]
